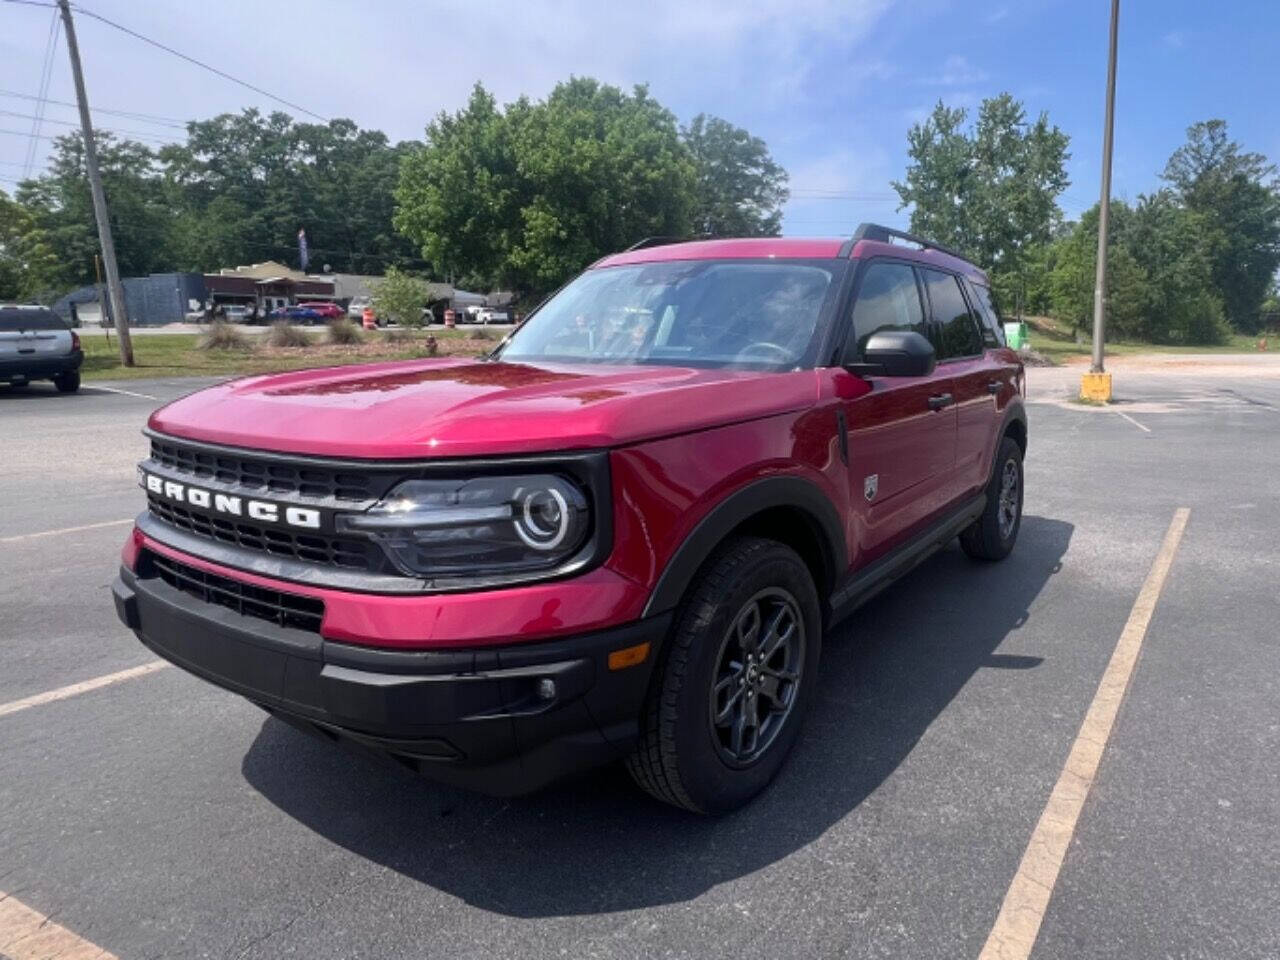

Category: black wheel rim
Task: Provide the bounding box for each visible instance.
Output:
[708,587,805,768]
[998,458,1020,539]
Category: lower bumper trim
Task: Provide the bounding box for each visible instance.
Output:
[114,565,670,795]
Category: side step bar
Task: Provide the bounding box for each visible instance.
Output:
[827,494,986,626]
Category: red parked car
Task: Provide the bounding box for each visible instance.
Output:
[113,224,1025,813]
[299,301,343,320]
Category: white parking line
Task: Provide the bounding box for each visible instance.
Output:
[0,890,118,959]
[0,661,168,719]
[978,507,1190,960]
[85,384,159,400]
[0,519,133,544]
[1115,410,1151,433]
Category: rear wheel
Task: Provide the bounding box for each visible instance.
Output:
[960,436,1022,560]
[626,537,821,814]
[53,370,80,393]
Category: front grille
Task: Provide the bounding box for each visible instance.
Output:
[143,550,324,633]
[149,438,379,502]
[146,494,386,572]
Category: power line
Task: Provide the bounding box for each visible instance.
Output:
[71,4,328,121]
[0,108,179,144]
[0,88,188,129]
[23,9,60,177]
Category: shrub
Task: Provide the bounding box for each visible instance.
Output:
[266,321,312,347]
[371,267,428,328]
[327,318,363,345]
[197,321,251,351]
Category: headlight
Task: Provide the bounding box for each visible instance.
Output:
[336,475,591,578]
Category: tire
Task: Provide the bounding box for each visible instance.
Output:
[53,370,80,394]
[626,536,822,814]
[959,435,1023,561]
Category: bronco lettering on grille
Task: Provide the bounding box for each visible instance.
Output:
[142,472,322,530]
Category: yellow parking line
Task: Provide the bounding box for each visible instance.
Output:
[978,507,1190,960]
[0,661,168,719]
[0,890,117,959]
[0,519,133,544]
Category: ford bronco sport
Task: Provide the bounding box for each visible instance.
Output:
[113,224,1026,814]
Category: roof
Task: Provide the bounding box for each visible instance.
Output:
[597,237,846,267]
[592,232,988,284]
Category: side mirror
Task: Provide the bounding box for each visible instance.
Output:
[847,330,936,378]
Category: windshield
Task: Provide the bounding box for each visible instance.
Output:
[498,259,837,369]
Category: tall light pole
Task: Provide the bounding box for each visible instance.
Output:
[56,0,134,366]
[1084,0,1119,400]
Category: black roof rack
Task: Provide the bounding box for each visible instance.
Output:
[623,236,693,252]
[840,223,971,263]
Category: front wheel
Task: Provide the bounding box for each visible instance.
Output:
[626,537,821,814]
[960,436,1023,561]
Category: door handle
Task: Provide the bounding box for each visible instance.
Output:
[927,393,954,411]
[987,380,1003,395]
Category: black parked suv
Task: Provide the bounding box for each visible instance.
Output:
[0,305,83,392]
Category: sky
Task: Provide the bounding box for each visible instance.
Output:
[2,0,1278,237]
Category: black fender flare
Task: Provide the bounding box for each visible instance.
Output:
[641,476,847,617]
[985,400,1029,485]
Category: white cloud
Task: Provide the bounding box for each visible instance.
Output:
[917,55,989,87]
[1162,30,1187,50]
[986,6,1010,23]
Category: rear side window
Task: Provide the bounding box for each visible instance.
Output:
[967,280,1004,348]
[0,308,66,332]
[844,261,925,362]
[920,269,983,360]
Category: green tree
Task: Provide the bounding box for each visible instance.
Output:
[682,114,788,236]
[162,110,419,274]
[18,132,174,287]
[1126,190,1229,344]
[0,191,64,302]
[893,93,1070,309]
[371,267,428,327]
[394,85,522,290]
[1161,120,1280,333]
[396,78,705,297]
[1047,205,1150,339]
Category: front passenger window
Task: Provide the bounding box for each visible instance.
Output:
[844,262,925,362]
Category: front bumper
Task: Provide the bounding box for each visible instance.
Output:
[113,563,670,795]
[0,349,82,382]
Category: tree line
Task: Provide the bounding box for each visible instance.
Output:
[2,77,1277,343]
[0,78,787,307]
[896,101,1280,342]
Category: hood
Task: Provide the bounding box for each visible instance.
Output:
[148,358,820,459]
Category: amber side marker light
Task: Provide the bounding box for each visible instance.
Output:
[608,641,651,671]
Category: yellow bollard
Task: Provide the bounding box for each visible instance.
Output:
[1079,371,1113,403]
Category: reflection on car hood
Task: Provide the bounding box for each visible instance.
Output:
[148,358,820,458]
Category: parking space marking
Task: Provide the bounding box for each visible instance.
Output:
[0,890,117,959]
[978,507,1190,960]
[84,385,159,400]
[0,661,168,719]
[1114,410,1152,433]
[0,519,133,544]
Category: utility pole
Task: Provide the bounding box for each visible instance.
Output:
[1083,0,1119,401]
[57,0,133,366]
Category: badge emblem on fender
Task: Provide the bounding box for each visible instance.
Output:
[864,474,878,501]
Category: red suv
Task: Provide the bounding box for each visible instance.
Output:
[113,224,1025,814]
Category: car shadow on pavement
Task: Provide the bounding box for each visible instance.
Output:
[241,514,1072,916]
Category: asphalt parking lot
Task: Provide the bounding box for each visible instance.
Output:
[2,358,1278,959]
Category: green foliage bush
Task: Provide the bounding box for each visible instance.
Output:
[371,267,428,328]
